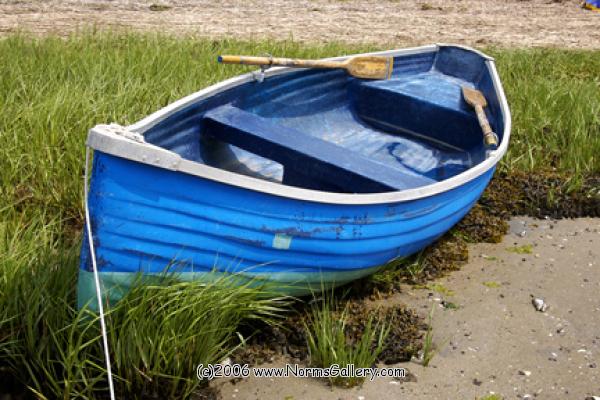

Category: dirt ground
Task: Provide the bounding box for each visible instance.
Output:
[1,0,599,49]
[214,217,600,399]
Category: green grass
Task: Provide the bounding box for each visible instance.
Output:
[367,252,428,290]
[482,281,502,289]
[0,32,599,397]
[506,244,533,254]
[149,3,172,11]
[0,215,288,398]
[492,48,600,177]
[304,296,389,387]
[415,283,455,297]
[420,305,438,367]
[478,395,503,400]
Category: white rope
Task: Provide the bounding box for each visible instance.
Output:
[84,146,116,400]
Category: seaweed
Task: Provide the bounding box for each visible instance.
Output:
[233,302,423,367]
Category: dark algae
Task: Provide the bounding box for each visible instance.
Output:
[234,301,423,367]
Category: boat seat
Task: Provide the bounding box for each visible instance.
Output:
[202,105,436,193]
[352,71,487,150]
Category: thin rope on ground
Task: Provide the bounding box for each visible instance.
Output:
[85,146,116,400]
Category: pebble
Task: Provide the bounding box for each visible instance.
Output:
[509,220,527,237]
[221,357,232,366]
[532,297,548,312]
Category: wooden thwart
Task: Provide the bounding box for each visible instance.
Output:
[462,87,499,147]
[218,55,393,80]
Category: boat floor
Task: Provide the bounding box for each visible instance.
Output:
[200,69,482,191]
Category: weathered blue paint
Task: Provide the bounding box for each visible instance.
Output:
[78,45,509,307]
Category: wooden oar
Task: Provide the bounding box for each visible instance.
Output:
[462,87,499,147]
[218,55,393,80]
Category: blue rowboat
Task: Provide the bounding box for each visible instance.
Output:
[78,44,511,308]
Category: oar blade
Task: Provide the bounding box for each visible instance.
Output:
[462,87,488,108]
[345,56,393,80]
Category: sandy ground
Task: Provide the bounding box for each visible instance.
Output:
[213,217,600,399]
[1,0,599,49]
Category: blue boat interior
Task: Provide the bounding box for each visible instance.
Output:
[144,46,504,194]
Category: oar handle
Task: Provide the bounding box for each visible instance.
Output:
[218,55,343,70]
[474,105,498,147]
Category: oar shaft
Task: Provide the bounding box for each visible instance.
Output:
[218,55,344,70]
[474,105,498,147]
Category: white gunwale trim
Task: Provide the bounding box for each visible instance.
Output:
[435,43,495,61]
[89,44,511,206]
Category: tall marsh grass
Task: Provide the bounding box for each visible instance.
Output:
[304,296,390,387]
[0,215,288,398]
[493,49,600,178]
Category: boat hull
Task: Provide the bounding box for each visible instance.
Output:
[78,150,494,307]
[78,44,511,308]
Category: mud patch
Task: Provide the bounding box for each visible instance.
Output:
[481,170,600,219]
[0,370,32,399]
[194,385,219,400]
[233,301,423,367]
[369,305,424,364]
[455,204,508,243]
[233,312,307,366]
[413,234,469,282]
